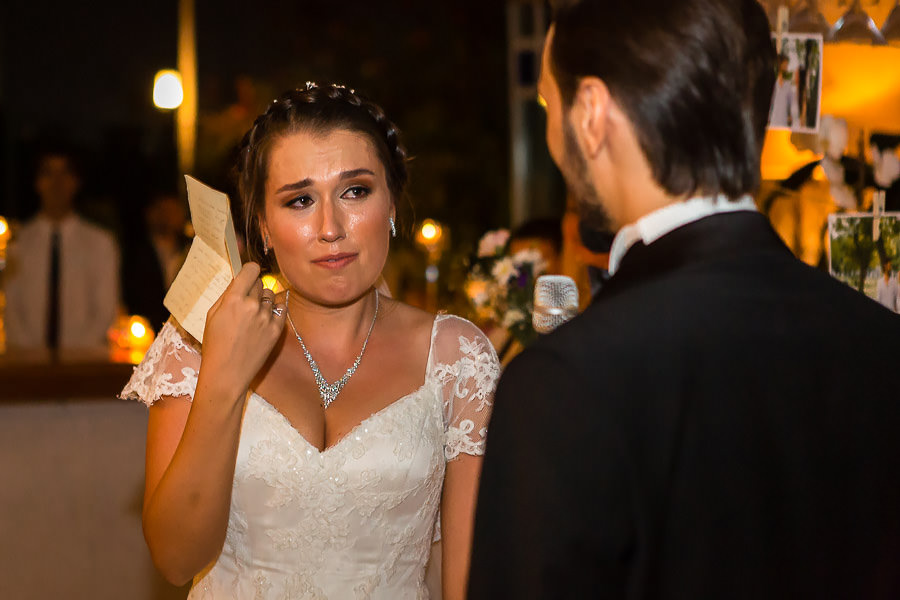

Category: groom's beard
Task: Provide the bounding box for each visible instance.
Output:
[562,120,613,234]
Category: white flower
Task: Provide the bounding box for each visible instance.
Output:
[491,257,517,284]
[478,229,510,257]
[511,248,547,275]
[466,279,490,307]
[501,308,526,329]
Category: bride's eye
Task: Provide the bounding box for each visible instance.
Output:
[287,194,314,209]
[341,185,370,200]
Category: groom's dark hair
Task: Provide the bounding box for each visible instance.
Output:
[549,0,776,200]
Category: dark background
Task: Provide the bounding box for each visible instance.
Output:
[0,0,513,243]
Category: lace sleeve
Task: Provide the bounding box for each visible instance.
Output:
[119,319,202,406]
[429,315,501,461]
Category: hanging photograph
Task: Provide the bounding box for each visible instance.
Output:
[768,33,823,134]
[828,212,900,313]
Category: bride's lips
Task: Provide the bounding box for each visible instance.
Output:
[312,252,358,269]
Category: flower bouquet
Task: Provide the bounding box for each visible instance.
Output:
[465,229,547,347]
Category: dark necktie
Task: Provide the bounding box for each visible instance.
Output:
[47,229,60,349]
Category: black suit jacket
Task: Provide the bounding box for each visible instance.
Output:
[121,234,187,332]
[468,212,900,599]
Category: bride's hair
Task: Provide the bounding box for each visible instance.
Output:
[235,83,410,270]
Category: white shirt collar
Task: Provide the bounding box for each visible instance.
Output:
[607,194,758,276]
[34,212,79,234]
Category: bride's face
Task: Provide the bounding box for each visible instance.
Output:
[261,128,394,306]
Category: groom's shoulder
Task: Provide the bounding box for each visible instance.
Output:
[509,302,633,386]
[537,293,648,357]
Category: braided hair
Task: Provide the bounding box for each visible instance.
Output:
[235,83,410,270]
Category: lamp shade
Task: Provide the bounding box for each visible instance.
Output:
[828,0,887,45]
[790,0,831,36]
[883,1,900,45]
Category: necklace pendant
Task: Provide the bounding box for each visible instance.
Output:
[286,288,379,410]
[320,382,342,409]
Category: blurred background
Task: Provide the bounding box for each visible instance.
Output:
[0,0,553,321]
[0,1,898,598]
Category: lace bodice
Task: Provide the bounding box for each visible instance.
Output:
[121,314,499,599]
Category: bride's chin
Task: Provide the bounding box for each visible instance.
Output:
[286,284,376,310]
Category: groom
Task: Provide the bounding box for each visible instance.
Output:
[468,1,900,598]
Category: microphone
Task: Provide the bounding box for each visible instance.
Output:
[532,275,579,334]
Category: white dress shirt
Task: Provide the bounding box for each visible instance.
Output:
[608,195,759,276]
[4,213,120,351]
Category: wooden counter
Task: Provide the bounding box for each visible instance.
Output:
[0,358,135,400]
[0,353,188,599]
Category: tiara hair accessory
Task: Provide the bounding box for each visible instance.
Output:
[301,81,356,95]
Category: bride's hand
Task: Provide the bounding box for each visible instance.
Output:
[199,262,286,397]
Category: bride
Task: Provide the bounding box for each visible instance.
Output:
[121,83,500,599]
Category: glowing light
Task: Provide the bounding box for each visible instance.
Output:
[130,321,147,339]
[760,130,821,181]
[537,93,547,109]
[466,278,488,301]
[414,219,447,258]
[261,274,280,291]
[761,44,900,182]
[0,217,8,237]
[153,70,184,110]
[820,45,900,132]
[108,315,154,364]
[125,316,152,347]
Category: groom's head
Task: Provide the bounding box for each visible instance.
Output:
[539,0,776,231]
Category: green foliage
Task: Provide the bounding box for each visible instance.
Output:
[830,215,900,292]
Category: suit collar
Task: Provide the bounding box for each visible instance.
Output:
[608,195,758,276]
[595,211,791,302]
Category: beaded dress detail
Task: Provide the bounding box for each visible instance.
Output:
[121,314,499,599]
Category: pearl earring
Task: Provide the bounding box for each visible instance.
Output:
[389,217,397,238]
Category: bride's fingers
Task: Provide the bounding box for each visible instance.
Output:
[259,289,276,313]
[249,278,264,300]
[229,262,261,298]
[270,302,287,322]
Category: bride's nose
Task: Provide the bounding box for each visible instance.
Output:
[318,199,346,243]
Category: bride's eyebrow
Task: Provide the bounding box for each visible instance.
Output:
[339,168,375,180]
[276,178,312,193]
[276,169,375,193]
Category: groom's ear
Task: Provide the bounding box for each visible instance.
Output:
[570,76,612,160]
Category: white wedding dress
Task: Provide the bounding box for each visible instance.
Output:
[121,314,499,599]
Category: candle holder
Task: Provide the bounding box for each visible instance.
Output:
[108,315,155,364]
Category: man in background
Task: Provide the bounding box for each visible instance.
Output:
[4,147,119,355]
[469,1,900,597]
[121,191,189,331]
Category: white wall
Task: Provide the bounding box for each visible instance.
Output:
[0,398,188,600]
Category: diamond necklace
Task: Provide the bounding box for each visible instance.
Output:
[285,289,379,409]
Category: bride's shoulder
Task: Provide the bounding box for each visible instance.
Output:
[380,297,433,334]
[120,317,201,406]
[430,313,497,366]
[382,297,488,341]
[155,318,202,357]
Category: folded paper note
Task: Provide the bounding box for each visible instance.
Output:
[164,176,242,342]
